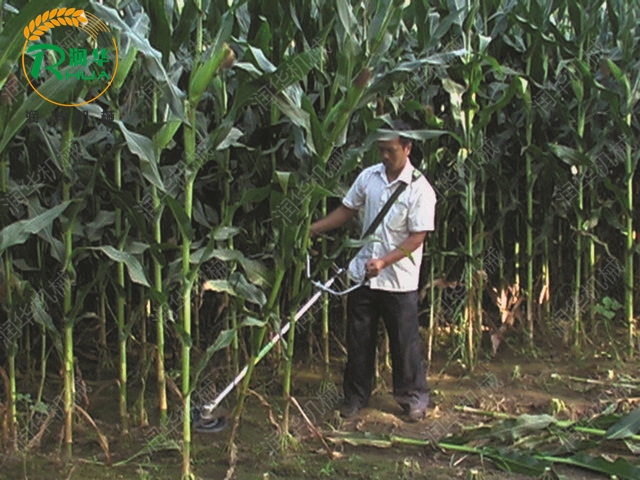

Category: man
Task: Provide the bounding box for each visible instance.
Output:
[310,121,436,422]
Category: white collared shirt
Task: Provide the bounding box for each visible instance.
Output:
[342,162,436,292]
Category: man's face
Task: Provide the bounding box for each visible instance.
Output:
[377,137,411,176]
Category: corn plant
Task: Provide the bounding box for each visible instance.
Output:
[0,0,638,475]
[597,1,639,354]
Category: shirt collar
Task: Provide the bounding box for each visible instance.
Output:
[374,161,414,185]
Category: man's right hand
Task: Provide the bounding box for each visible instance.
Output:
[309,204,358,238]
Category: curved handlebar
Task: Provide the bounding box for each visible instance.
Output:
[306,254,367,296]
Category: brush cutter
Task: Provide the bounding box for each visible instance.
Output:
[191,255,366,433]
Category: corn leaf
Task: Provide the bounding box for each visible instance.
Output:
[623,440,640,454]
[240,316,267,328]
[373,129,447,142]
[191,247,273,288]
[248,46,277,73]
[268,47,323,89]
[142,0,171,64]
[229,272,267,307]
[554,452,640,479]
[190,316,266,391]
[91,1,184,118]
[173,322,193,348]
[0,70,84,154]
[165,196,195,241]
[0,201,72,253]
[116,121,164,192]
[208,328,236,353]
[236,257,273,289]
[95,246,151,287]
[189,328,235,391]
[216,127,245,151]
[605,408,640,440]
[509,414,557,437]
[336,1,360,38]
[203,272,266,307]
[212,227,242,241]
[484,447,550,475]
[30,292,63,355]
[549,143,588,167]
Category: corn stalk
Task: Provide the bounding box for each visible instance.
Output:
[60,117,75,457]
[150,93,181,425]
[178,3,233,473]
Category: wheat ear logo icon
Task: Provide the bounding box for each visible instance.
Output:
[23,8,88,40]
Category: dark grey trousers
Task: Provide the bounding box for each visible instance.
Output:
[343,286,429,410]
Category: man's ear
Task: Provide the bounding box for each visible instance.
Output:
[404,143,413,156]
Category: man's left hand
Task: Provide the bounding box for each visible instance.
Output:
[365,258,386,278]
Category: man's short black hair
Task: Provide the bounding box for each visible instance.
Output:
[389,119,413,147]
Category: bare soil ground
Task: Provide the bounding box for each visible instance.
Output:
[1,342,639,479]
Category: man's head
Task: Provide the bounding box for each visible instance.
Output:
[377,120,413,179]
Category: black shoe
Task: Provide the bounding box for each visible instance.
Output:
[339,400,363,419]
[406,407,426,423]
[399,399,428,423]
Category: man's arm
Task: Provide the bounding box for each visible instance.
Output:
[365,231,427,277]
[310,204,358,236]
